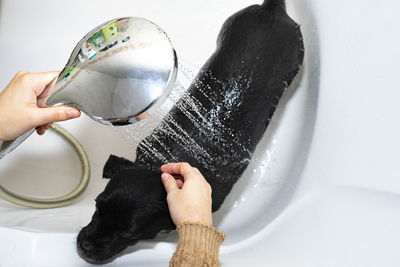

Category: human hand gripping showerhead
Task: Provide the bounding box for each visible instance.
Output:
[0,71,81,141]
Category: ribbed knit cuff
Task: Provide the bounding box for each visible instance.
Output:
[170,222,226,267]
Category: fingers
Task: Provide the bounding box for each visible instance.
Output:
[161,173,179,193]
[160,162,197,180]
[36,123,51,135]
[26,71,59,96]
[32,105,81,126]
[176,178,184,189]
[160,162,213,226]
[14,71,59,96]
[36,126,46,135]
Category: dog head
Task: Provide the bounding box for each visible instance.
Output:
[77,156,174,264]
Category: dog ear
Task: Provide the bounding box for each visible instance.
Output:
[103,154,135,179]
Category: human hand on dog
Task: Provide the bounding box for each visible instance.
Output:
[161,162,213,226]
[0,71,81,140]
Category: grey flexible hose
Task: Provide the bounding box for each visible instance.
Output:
[0,123,90,208]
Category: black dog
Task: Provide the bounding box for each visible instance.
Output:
[77,0,304,263]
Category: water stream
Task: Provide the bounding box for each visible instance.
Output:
[116,59,253,171]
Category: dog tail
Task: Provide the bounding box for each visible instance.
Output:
[103,154,135,179]
[262,0,285,9]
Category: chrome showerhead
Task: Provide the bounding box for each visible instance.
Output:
[0,17,177,159]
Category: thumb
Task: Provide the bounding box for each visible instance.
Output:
[29,71,59,96]
[161,173,179,193]
[33,106,81,125]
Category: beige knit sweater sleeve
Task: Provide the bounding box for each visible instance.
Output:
[170,222,226,267]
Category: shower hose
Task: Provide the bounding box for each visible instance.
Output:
[0,123,90,209]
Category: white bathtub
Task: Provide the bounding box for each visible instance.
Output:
[0,0,399,266]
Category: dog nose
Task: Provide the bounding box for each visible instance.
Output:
[80,240,95,252]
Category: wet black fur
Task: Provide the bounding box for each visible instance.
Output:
[77,0,304,263]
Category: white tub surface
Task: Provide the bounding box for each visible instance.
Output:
[0,0,400,266]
